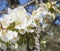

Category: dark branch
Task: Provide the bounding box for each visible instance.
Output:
[23,0,35,7]
[0,10,7,14]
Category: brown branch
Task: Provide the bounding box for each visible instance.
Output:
[23,0,35,7]
[0,10,7,14]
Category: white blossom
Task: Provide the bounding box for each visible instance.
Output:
[0,30,18,42]
[6,30,18,41]
[0,14,15,28]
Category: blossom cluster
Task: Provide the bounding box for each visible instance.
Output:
[0,3,54,51]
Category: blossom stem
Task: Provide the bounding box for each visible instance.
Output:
[35,25,41,51]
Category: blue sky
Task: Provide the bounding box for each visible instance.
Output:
[0,0,7,11]
[0,0,60,25]
[18,0,30,5]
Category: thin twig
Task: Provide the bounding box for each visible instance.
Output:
[22,0,35,7]
[0,10,7,14]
